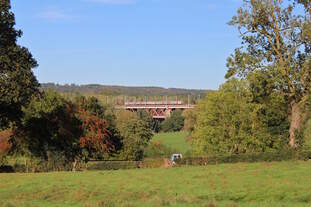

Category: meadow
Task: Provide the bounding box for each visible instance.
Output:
[151,132,190,154]
[1,161,311,207]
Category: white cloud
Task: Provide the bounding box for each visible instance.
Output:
[37,9,75,21]
[86,0,136,5]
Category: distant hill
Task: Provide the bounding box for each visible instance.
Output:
[41,83,209,97]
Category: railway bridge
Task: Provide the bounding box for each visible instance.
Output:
[118,100,195,119]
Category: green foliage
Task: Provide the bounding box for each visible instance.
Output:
[160,110,185,132]
[303,119,311,149]
[13,90,82,165]
[75,96,106,118]
[136,110,162,132]
[192,79,289,155]
[0,155,8,167]
[182,108,197,132]
[41,83,207,99]
[0,0,39,129]
[144,141,176,158]
[136,109,153,130]
[227,0,311,146]
[116,110,153,161]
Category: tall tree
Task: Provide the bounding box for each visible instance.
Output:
[116,110,152,161]
[226,0,311,147]
[0,0,39,129]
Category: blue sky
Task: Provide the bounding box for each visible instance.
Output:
[12,0,242,89]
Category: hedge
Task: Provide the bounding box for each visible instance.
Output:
[176,150,311,166]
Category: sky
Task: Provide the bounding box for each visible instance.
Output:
[12,0,243,90]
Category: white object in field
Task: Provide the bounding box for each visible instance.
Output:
[170,154,182,164]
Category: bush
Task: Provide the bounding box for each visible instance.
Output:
[86,161,139,171]
[85,158,166,171]
[7,153,74,173]
[139,158,164,168]
[0,155,8,167]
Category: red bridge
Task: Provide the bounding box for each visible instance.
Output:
[118,101,195,119]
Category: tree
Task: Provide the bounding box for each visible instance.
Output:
[136,109,161,132]
[0,0,39,129]
[78,109,114,161]
[0,129,12,166]
[192,79,289,155]
[136,109,154,130]
[116,110,153,160]
[161,110,184,132]
[182,109,197,132]
[14,91,82,164]
[226,0,311,147]
[74,95,122,158]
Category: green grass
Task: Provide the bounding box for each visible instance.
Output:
[151,132,190,154]
[2,161,311,207]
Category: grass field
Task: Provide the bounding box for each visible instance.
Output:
[1,161,311,207]
[151,132,190,154]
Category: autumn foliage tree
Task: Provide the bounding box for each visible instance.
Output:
[78,110,114,160]
[0,129,12,166]
[0,129,12,155]
[75,96,121,160]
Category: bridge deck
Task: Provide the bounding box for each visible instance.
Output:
[116,102,195,119]
[119,102,195,109]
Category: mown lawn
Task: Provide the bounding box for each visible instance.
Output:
[151,132,190,154]
[1,161,311,207]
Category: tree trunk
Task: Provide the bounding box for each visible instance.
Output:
[289,102,302,148]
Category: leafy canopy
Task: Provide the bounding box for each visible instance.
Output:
[0,0,39,129]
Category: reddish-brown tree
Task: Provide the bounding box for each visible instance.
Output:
[0,129,12,155]
[78,109,114,158]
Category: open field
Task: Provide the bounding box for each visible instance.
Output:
[1,161,311,207]
[151,132,190,154]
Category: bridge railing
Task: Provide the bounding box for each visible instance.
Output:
[124,101,183,105]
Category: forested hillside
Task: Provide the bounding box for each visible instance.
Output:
[41,83,208,97]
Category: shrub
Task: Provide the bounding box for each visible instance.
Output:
[86,161,139,171]
[139,158,164,168]
[86,158,165,171]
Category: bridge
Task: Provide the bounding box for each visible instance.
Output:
[118,101,195,119]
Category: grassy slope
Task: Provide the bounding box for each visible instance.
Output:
[151,132,190,154]
[1,161,311,207]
